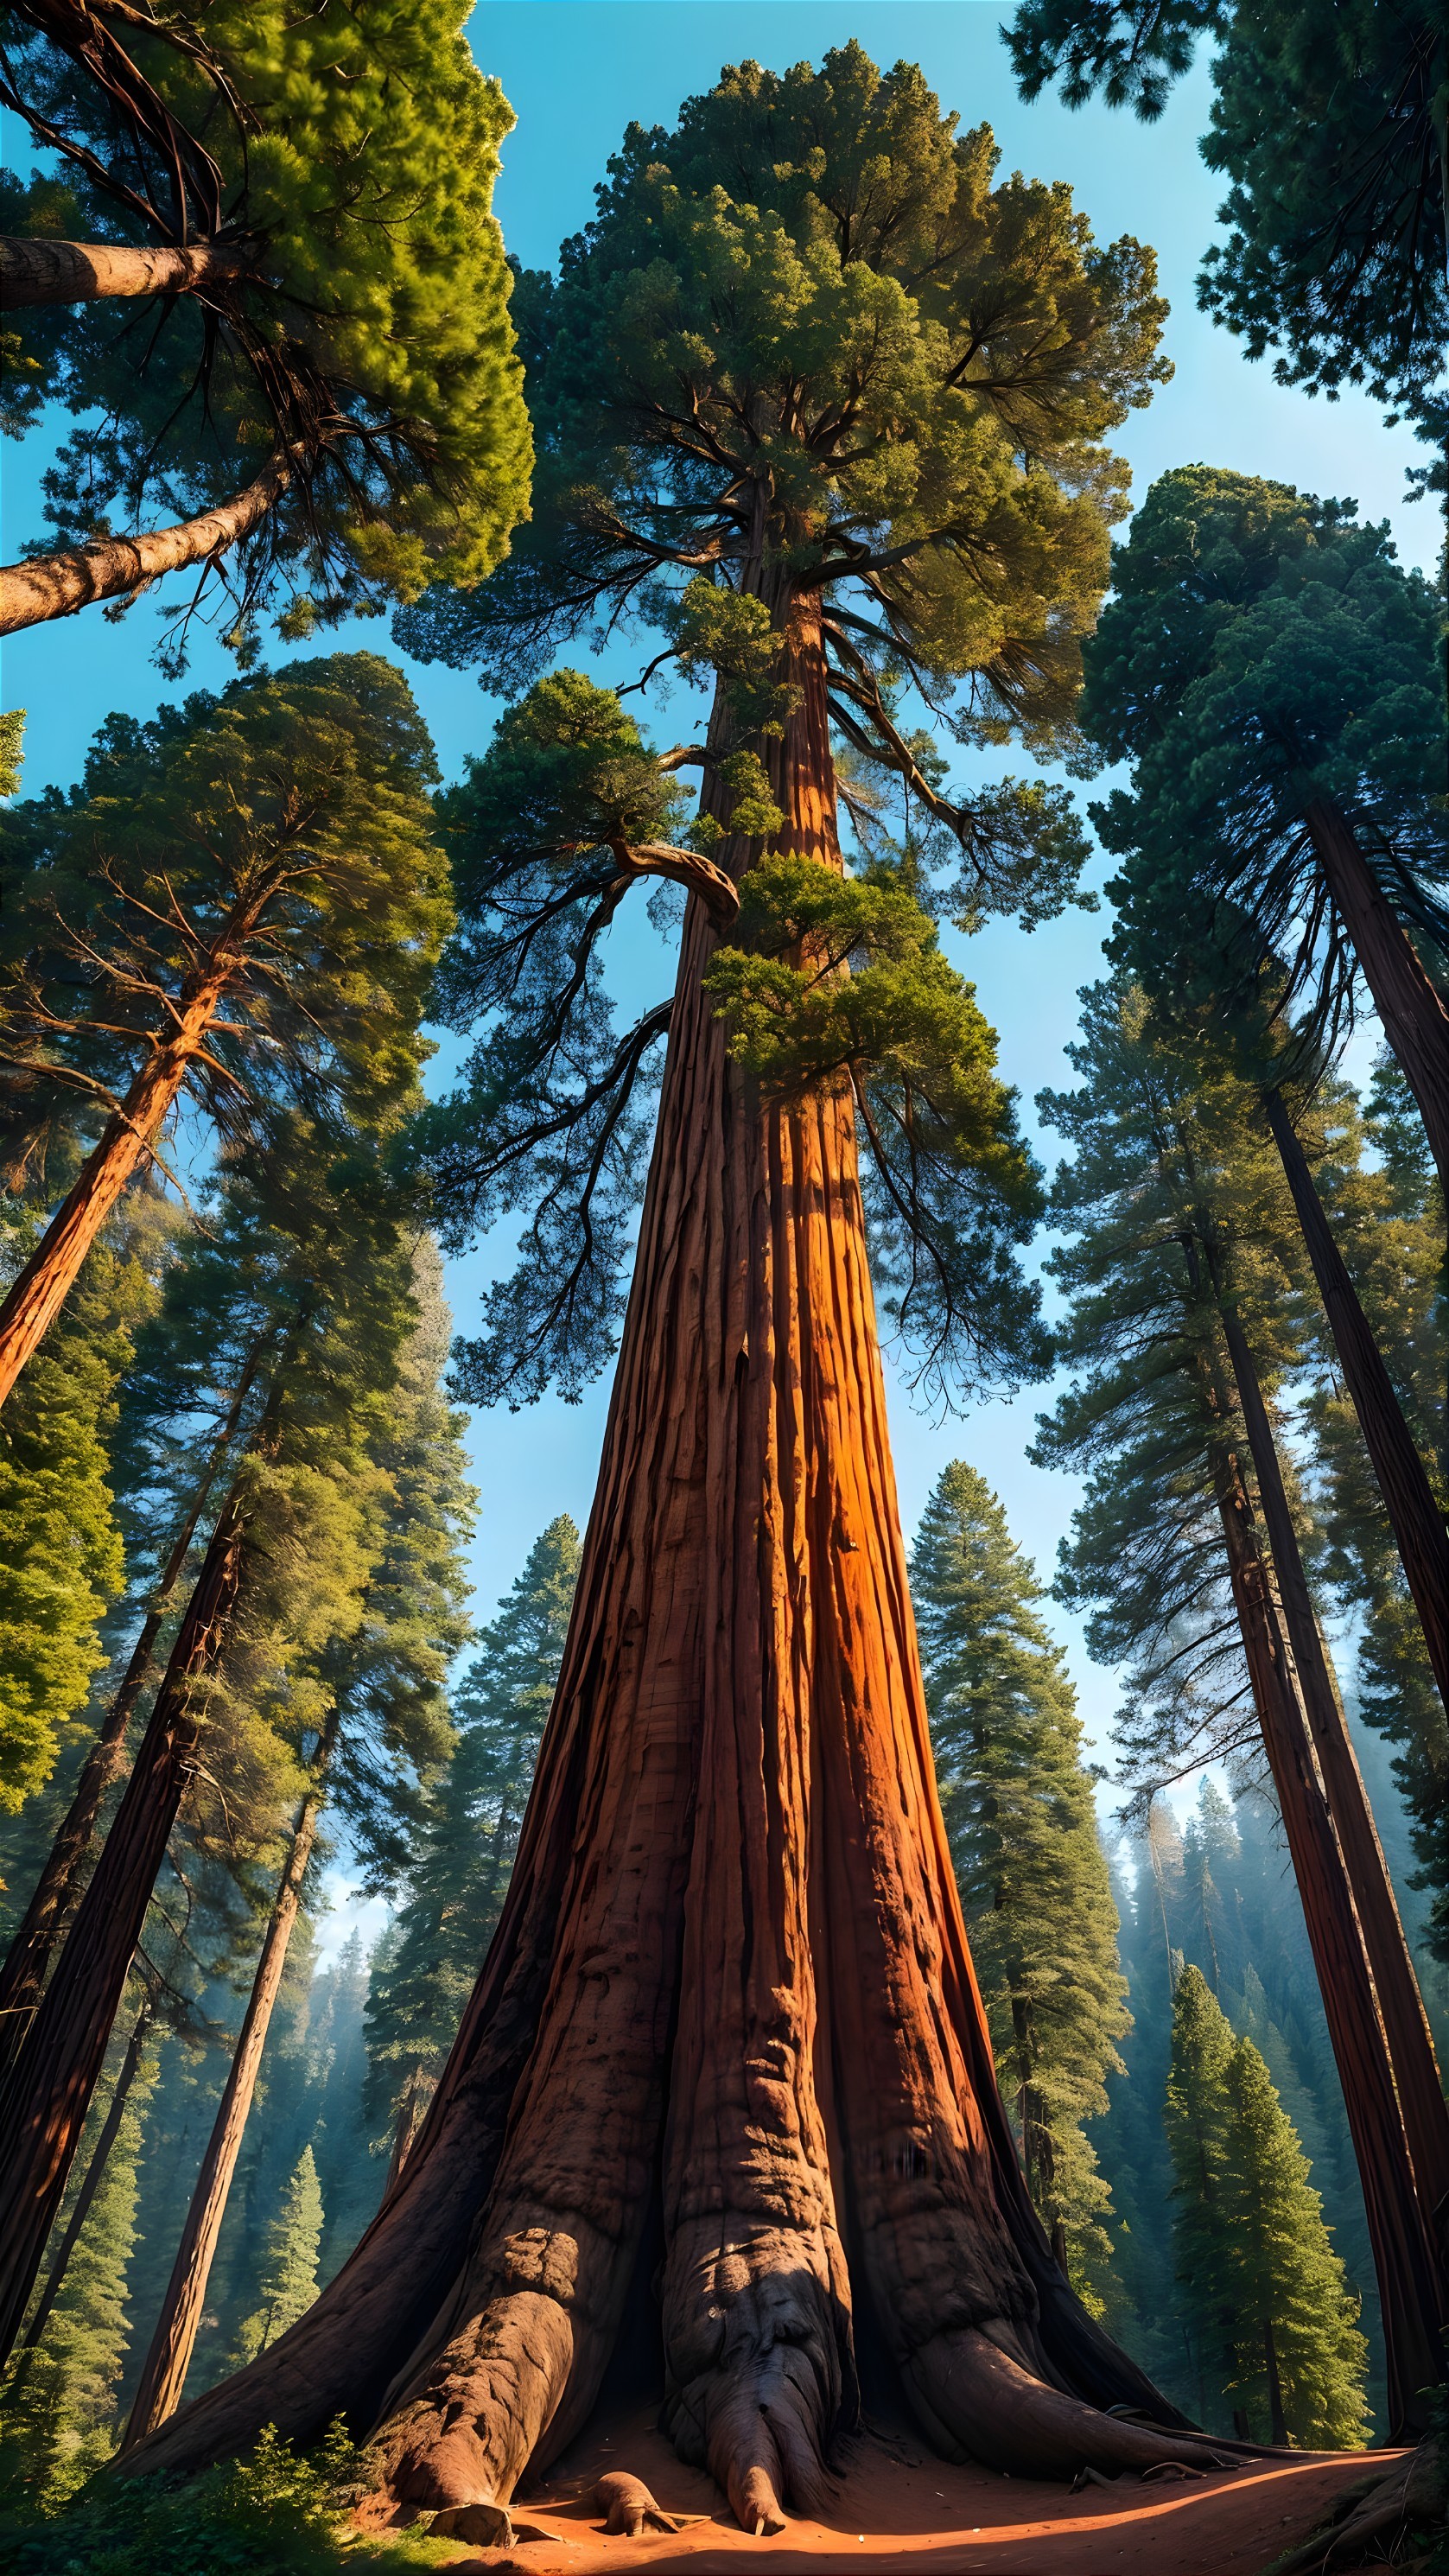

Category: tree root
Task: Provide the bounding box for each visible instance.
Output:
[661,2223,848,2534]
[904,2326,1243,2481]
[594,2470,708,2536]
[1270,2437,1444,2573]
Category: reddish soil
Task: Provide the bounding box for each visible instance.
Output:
[416,2396,1389,2576]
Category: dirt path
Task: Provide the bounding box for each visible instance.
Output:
[416,2398,1389,2576]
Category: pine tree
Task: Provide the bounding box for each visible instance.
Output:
[910,1463,1128,2315]
[1166,1966,1369,2447]
[365,1516,581,2163]
[234,2147,323,2367]
[0,3,530,639]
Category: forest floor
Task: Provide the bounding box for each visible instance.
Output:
[405,2395,1393,2576]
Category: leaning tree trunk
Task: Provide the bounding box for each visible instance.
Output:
[124,594,1242,2511]
[1212,1275,1449,2265]
[0,1489,247,2364]
[0,448,295,635]
[124,1715,337,2444]
[10,2004,151,2373]
[0,237,244,305]
[0,1335,267,2076]
[1304,794,1449,1204]
[1262,1084,1449,1718]
[1205,1401,1446,2432]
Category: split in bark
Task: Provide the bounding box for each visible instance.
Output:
[0,1336,268,2075]
[0,235,246,307]
[1304,795,1449,1204]
[0,448,295,637]
[120,596,1246,2516]
[1211,1269,1449,2269]
[1262,1083,1449,1719]
[0,1489,249,2365]
[124,1715,337,2443]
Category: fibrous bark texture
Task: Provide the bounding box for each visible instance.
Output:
[0,450,292,635]
[124,601,1231,2516]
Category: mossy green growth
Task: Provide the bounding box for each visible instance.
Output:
[0,2422,462,2573]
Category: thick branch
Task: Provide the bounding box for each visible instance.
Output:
[0,448,297,633]
[607,838,740,929]
[1,235,250,307]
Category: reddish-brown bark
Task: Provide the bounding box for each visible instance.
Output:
[1206,1400,1445,2431]
[124,1721,335,2444]
[0,1491,247,2365]
[123,597,1240,2511]
[11,2005,150,2368]
[1304,795,1449,1202]
[1213,1281,1449,2270]
[0,1336,267,2076]
[0,449,294,636]
[1262,1084,1449,1719]
[0,235,245,306]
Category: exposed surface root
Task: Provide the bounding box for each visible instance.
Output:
[905,2327,1246,2481]
[1272,2436,1442,2572]
[662,2227,848,2531]
[594,2470,706,2536]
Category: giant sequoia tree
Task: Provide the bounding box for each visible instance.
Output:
[122,47,1255,2526]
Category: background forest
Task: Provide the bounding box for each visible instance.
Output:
[0,0,1445,2561]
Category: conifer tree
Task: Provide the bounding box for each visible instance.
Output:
[1078,468,1449,1196]
[910,1462,1128,2314]
[130,48,1220,2516]
[1035,977,1446,2424]
[0,2,530,639]
[365,1515,580,2168]
[1005,1,1447,415]
[234,2147,323,2365]
[1166,1965,1369,2448]
[0,652,450,1406]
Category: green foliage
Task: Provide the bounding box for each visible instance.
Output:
[0,1226,140,1809]
[235,2147,324,2365]
[0,711,23,801]
[1166,1965,1369,2446]
[365,1516,579,2147]
[1083,466,1447,1060]
[0,2420,452,2572]
[1005,2,1446,414]
[1,654,452,1199]
[3,0,531,646]
[706,855,1048,1400]
[912,1462,1128,2312]
[1032,979,1319,1802]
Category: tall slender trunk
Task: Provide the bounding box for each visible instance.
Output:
[386,2062,432,2191]
[124,1716,337,2445]
[1206,1400,1444,2430]
[124,593,1235,2504]
[0,1337,268,2075]
[1262,1084,1449,1716]
[1212,1272,1449,2265]
[1263,2316,1288,2450]
[0,975,234,1408]
[1303,794,1449,1201]
[0,448,295,636]
[0,1488,248,2365]
[11,2006,151,2371]
[0,237,245,306]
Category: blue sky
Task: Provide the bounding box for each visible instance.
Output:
[2,3,1434,1896]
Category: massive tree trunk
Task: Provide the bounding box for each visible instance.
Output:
[124,1716,336,2444]
[1211,1272,1449,2265]
[0,1490,247,2364]
[0,1336,267,2075]
[0,236,244,306]
[1262,1084,1449,1719]
[1204,1383,1446,2431]
[124,594,1237,2514]
[1304,795,1449,1203]
[0,448,294,636]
